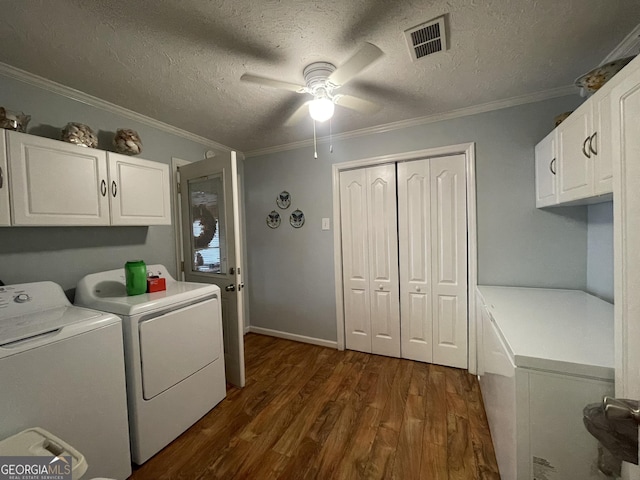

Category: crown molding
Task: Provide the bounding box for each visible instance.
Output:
[601,23,640,64]
[245,84,576,158]
[0,62,235,153]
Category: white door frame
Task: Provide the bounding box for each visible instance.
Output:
[332,142,479,373]
[172,157,192,281]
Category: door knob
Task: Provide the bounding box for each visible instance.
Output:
[379,285,384,290]
[225,284,236,292]
[416,286,421,292]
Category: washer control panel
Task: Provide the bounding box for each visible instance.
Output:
[0,282,70,319]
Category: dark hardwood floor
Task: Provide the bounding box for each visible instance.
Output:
[129,333,500,479]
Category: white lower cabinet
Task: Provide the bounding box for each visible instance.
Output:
[340,155,468,368]
[4,130,170,226]
[0,133,10,226]
[477,286,614,480]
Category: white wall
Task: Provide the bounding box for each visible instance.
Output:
[244,95,587,342]
[587,202,614,302]
[0,73,226,293]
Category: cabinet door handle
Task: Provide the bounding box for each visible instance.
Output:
[111,181,117,197]
[0,166,3,189]
[590,132,598,155]
[549,158,556,175]
[582,137,591,158]
[100,179,107,197]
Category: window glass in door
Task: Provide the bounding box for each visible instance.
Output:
[188,174,227,274]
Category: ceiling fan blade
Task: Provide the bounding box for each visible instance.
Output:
[240,74,307,93]
[333,94,381,114]
[328,42,384,87]
[284,101,312,126]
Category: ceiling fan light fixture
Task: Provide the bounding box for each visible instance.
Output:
[309,97,335,122]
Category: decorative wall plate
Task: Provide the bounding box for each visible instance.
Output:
[276,191,291,209]
[266,210,281,229]
[290,209,305,228]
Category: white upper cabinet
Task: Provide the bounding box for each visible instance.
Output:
[7,131,110,226]
[535,58,637,208]
[534,130,557,207]
[107,153,171,226]
[592,89,613,195]
[0,133,10,226]
[4,131,171,226]
[557,101,594,203]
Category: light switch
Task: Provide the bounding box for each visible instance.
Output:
[322,218,330,230]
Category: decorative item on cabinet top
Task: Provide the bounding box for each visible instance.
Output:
[61,122,98,148]
[575,55,636,94]
[276,191,291,209]
[290,209,305,228]
[0,107,30,133]
[554,111,573,127]
[266,210,281,229]
[113,128,143,155]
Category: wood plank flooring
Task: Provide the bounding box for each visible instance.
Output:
[129,334,500,480]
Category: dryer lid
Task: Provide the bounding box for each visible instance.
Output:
[74,264,220,317]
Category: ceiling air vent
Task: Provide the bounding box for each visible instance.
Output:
[404,16,447,62]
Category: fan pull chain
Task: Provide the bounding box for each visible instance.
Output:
[313,120,318,159]
[329,118,333,153]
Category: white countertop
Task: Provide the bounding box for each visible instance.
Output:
[477,286,614,380]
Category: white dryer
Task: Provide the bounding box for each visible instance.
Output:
[74,264,226,465]
[0,281,131,480]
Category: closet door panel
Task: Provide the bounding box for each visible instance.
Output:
[431,154,468,369]
[340,169,371,353]
[398,160,433,362]
[367,165,400,357]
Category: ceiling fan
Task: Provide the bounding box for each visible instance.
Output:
[240,43,384,126]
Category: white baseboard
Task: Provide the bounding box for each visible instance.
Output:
[247,326,338,349]
[243,325,250,334]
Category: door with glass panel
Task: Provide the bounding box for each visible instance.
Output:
[179,151,245,387]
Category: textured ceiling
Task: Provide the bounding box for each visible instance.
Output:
[0,0,638,152]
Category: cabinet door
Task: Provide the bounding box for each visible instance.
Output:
[592,90,613,195]
[366,164,400,358]
[534,130,557,207]
[398,159,433,362]
[7,131,109,226]
[0,133,10,226]
[431,154,468,369]
[340,169,372,353]
[557,104,594,202]
[107,153,171,226]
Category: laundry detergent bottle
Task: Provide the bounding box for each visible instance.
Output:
[125,260,147,296]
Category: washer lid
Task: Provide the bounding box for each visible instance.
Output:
[0,305,105,346]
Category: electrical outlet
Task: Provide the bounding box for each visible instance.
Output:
[322,218,330,230]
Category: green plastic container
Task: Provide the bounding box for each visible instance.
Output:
[125,260,147,296]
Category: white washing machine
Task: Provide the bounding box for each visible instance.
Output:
[74,264,226,465]
[0,281,132,480]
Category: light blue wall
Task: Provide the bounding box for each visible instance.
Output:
[586,202,614,302]
[245,95,587,342]
[0,73,226,293]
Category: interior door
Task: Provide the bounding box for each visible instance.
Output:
[398,159,433,362]
[611,59,640,479]
[430,154,468,369]
[179,151,245,387]
[366,164,400,357]
[340,168,372,353]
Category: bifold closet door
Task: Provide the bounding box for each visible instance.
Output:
[398,154,468,368]
[340,165,400,357]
